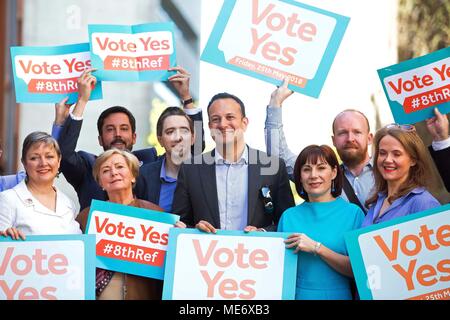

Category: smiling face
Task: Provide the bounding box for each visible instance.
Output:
[97,153,135,194]
[23,142,61,185]
[377,134,416,185]
[98,112,136,151]
[300,158,337,202]
[208,98,248,148]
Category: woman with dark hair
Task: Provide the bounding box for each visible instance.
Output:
[362,124,440,227]
[0,131,80,239]
[278,144,364,300]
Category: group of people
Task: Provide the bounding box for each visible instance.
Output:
[0,68,449,300]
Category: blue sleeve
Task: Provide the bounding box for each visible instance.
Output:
[264,107,297,180]
[0,172,26,192]
[353,207,365,230]
[410,192,441,214]
[51,123,63,140]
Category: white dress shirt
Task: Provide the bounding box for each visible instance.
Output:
[0,180,81,235]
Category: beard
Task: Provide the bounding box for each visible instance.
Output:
[337,143,367,167]
[103,137,133,151]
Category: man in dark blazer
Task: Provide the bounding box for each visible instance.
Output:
[172,93,295,232]
[135,106,205,211]
[426,108,450,192]
[58,66,198,210]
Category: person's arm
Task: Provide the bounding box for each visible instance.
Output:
[0,172,26,191]
[57,69,96,189]
[168,66,205,154]
[264,79,297,179]
[0,194,25,240]
[426,107,449,146]
[285,233,354,278]
[172,163,194,227]
[426,108,450,191]
[51,97,72,140]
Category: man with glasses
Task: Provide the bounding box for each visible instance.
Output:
[265,79,374,213]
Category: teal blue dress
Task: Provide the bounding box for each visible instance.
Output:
[278,197,364,300]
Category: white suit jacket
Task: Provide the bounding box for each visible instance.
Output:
[0,180,81,235]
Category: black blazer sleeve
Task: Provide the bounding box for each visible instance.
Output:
[57,117,90,190]
[268,158,295,231]
[429,145,450,192]
[172,163,194,227]
[188,110,205,156]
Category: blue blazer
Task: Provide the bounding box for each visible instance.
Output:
[135,158,164,205]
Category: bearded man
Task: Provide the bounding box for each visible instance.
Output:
[264,80,374,213]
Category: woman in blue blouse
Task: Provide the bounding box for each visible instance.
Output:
[362,124,440,227]
[278,145,364,300]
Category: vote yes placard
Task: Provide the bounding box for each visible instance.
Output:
[0,234,95,300]
[85,200,179,280]
[345,204,450,300]
[10,43,103,104]
[163,229,297,300]
[201,0,349,98]
[88,22,177,81]
[378,46,450,124]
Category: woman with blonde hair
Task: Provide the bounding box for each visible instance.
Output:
[362,124,440,227]
[76,148,185,300]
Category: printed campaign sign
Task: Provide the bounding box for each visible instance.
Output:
[89,22,176,81]
[85,199,179,280]
[0,234,96,300]
[201,0,349,98]
[10,43,103,104]
[345,204,450,300]
[163,229,297,300]
[378,46,450,124]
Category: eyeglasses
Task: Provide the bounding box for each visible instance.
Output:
[384,123,416,132]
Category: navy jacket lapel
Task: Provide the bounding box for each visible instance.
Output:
[247,148,260,226]
[200,150,221,228]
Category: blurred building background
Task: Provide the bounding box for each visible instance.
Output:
[0,0,201,209]
[0,0,449,206]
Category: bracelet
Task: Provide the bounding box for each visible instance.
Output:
[181,97,193,106]
[313,242,321,256]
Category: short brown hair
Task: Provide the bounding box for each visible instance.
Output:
[365,126,434,207]
[93,149,140,185]
[293,145,342,201]
[157,107,193,136]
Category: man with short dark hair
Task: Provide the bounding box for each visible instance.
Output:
[58,66,201,210]
[135,106,204,212]
[172,92,294,232]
